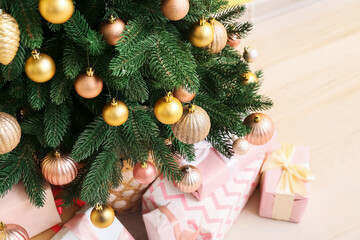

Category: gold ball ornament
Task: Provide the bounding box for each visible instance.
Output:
[90,203,115,228]
[172,105,211,144]
[241,71,257,85]
[232,138,249,155]
[102,98,129,126]
[39,0,74,24]
[74,68,103,99]
[25,50,56,83]
[243,113,275,145]
[0,222,29,240]
[243,46,258,63]
[189,17,214,48]
[0,112,21,155]
[161,0,189,21]
[41,151,78,186]
[173,86,196,103]
[154,92,183,124]
[176,165,202,193]
[99,15,126,46]
[0,10,20,65]
[207,17,227,53]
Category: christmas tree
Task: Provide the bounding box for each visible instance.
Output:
[0,0,272,207]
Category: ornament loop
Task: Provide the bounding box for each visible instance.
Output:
[188,104,196,113]
[54,151,61,158]
[244,46,250,52]
[95,203,103,211]
[254,115,261,123]
[140,162,148,169]
[208,17,215,25]
[0,221,6,231]
[0,9,3,15]
[110,98,117,107]
[199,17,206,26]
[165,92,173,103]
[108,15,116,24]
[31,49,41,60]
[86,67,95,77]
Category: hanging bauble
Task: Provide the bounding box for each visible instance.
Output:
[0,112,21,155]
[207,17,227,53]
[232,137,249,155]
[39,0,74,24]
[41,151,78,186]
[133,161,157,185]
[25,50,56,83]
[227,35,241,48]
[99,15,126,46]
[172,104,211,144]
[173,86,196,103]
[161,0,189,21]
[0,10,20,65]
[90,203,115,228]
[243,46,258,63]
[241,71,257,85]
[189,17,214,48]
[0,222,29,240]
[154,92,183,124]
[102,98,129,126]
[74,68,103,99]
[243,113,274,145]
[176,165,202,193]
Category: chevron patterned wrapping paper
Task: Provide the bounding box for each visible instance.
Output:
[142,159,263,240]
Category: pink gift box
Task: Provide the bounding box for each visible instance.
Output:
[259,145,312,223]
[142,159,264,240]
[0,182,61,237]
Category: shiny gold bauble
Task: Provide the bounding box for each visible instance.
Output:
[0,112,21,155]
[243,113,274,145]
[0,10,20,65]
[25,50,56,83]
[161,0,189,21]
[172,105,211,144]
[41,151,78,186]
[0,222,29,240]
[154,92,183,124]
[232,138,249,155]
[90,203,115,228]
[39,0,74,24]
[173,86,196,103]
[189,17,214,48]
[241,71,257,85]
[74,68,103,99]
[243,46,258,63]
[102,99,129,126]
[207,17,227,53]
[99,15,126,46]
[176,165,202,193]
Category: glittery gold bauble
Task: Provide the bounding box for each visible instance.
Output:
[173,86,196,103]
[244,113,274,145]
[207,17,227,53]
[99,15,126,46]
[243,46,258,63]
[189,17,214,48]
[74,68,103,99]
[232,138,249,155]
[41,151,78,186]
[172,105,211,144]
[241,71,257,85]
[176,165,202,193]
[0,112,21,155]
[39,0,74,24]
[102,99,129,126]
[0,222,29,240]
[25,50,56,83]
[0,10,20,65]
[161,0,189,21]
[90,203,115,228]
[154,92,183,124]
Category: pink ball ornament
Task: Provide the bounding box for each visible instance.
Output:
[133,161,157,185]
[227,34,241,48]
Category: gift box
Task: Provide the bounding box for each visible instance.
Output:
[259,144,315,223]
[0,182,61,238]
[142,158,263,240]
[51,205,134,240]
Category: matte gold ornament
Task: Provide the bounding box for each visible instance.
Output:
[173,86,196,103]
[232,137,249,155]
[176,165,202,193]
[172,105,211,144]
[25,50,56,83]
[0,112,21,155]
[241,71,257,85]
[102,98,129,126]
[154,92,183,124]
[74,68,103,99]
[207,17,227,53]
[0,222,29,240]
[99,15,126,46]
[0,10,20,65]
[41,151,78,186]
[39,0,74,24]
[243,46,258,63]
[189,17,214,48]
[161,0,189,21]
[90,203,115,228]
[244,113,274,145]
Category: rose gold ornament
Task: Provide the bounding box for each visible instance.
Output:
[0,10,20,65]
[41,151,78,185]
[161,0,189,21]
[0,112,21,155]
[207,17,227,53]
[227,34,241,48]
[173,86,196,103]
[243,113,274,145]
[176,165,202,193]
[0,222,29,240]
[232,137,249,155]
[133,161,157,185]
[99,15,126,46]
[243,46,258,63]
[74,68,103,99]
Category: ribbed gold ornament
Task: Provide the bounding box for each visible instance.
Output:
[0,112,21,155]
[0,10,20,65]
[0,222,30,240]
[207,17,227,53]
[90,203,115,228]
[176,165,202,193]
